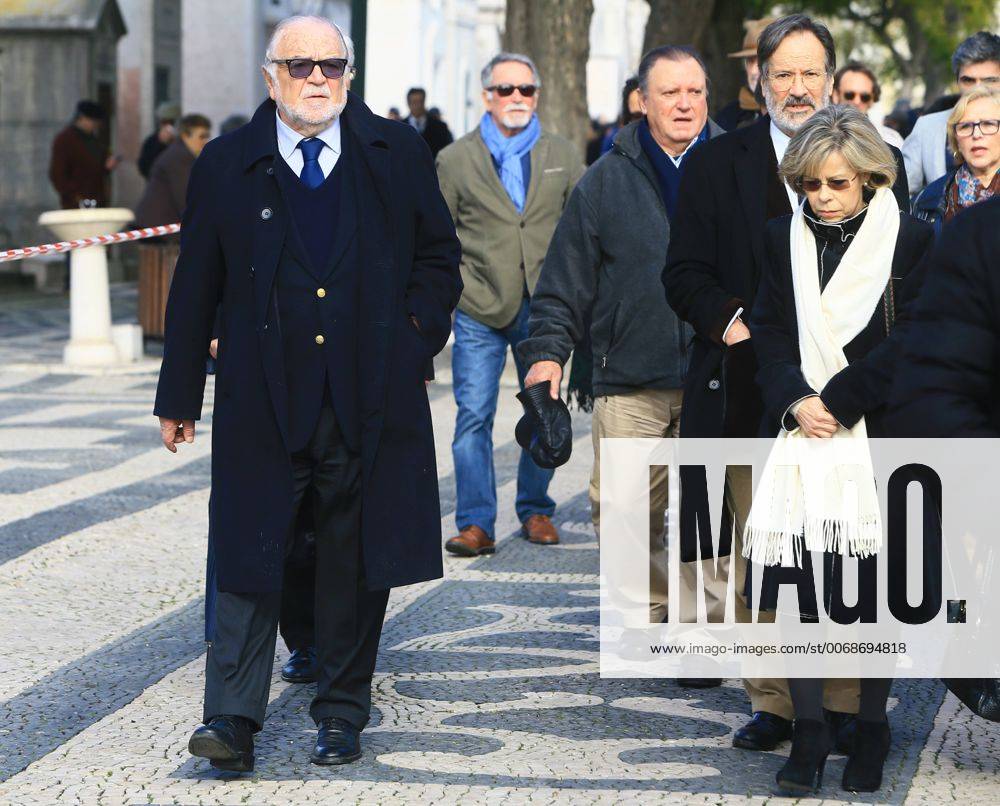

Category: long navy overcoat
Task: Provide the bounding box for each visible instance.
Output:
[154,94,462,593]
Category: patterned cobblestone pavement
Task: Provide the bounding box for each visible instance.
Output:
[0,287,998,804]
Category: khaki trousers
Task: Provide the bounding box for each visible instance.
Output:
[591,389,729,625]
[725,465,860,719]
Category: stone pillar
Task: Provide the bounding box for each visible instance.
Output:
[37,208,135,367]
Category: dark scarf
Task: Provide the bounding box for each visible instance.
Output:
[637,119,707,220]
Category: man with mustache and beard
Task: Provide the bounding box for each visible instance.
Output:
[662,14,909,756]
[436,53,584,558]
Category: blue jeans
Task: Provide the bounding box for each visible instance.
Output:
[452,300,556,538]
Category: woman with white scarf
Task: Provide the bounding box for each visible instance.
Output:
[746,105,933,795]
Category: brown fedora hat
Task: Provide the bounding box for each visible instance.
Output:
[728,17,777,58]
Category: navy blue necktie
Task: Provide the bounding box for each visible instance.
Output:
[298,138,325,189]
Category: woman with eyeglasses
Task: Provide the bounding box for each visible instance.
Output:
[914,86,1000,233]
[746,104,934,795]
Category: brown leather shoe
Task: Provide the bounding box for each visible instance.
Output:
[521,514,559,545]
[445,525,495,557]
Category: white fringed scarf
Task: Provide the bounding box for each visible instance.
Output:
[742,187,899,567]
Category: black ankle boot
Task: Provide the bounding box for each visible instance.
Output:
[842,719,891,792]
[776,718,832,794]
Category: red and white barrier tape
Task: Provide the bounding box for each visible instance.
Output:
[0,223,181,264]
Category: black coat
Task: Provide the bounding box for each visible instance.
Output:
[889,198,1000,436]
[417,116,454,158]
[154,95,463,593]
[663,116,911,438]
[750,210,934,437]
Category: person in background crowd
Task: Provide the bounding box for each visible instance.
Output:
[436,52,584,558]
[663,13,906,758]
[883,101,914,140]
[134,113,212,229]
[716,17,773,132]
[903,31,1000,193]
[923,93,962,115]
[156,14,461,771]
[519,47,724,667]
[220,114,250,135]
[387,106,402,121]
[405,87,453,156]
[598,76,643,157]
[914,87,1000,232]
[49,100,120,209]
[832,61,904,148]
[748,105,933,794]
[585,119,609,166]
[138,102,181,180]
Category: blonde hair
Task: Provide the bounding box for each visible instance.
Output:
[947,86,1000,164]
[779,104,897,190]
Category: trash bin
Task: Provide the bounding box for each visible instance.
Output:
[137,242,179,338]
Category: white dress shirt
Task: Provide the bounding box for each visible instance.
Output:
[275,112,342,179]
[769,120,800,210]
[666,135,701,169]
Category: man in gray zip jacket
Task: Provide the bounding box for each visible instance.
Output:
[519,46,724,662]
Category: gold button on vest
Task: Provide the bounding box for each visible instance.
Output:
[316,288,326,298]
[315,334,325,345]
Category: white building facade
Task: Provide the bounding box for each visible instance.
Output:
[364,0,649,137]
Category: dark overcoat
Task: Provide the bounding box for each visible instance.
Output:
[889,198,1000,437]
[662,115,910,438]
[154,94,462,593]
[750,211,934,438]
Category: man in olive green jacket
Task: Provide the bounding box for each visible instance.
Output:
[436,52,585,557]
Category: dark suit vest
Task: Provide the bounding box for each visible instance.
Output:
[273,142,360,453]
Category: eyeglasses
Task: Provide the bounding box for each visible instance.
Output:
[487,84,538,98]
[842,91,872,103]
[767,69,827,92]
[796,174,858,192]
[955,119,1000,138]
[958,75,1000,88]
[271,58,349,80]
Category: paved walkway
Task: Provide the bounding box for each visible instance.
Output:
[0,286,997,804]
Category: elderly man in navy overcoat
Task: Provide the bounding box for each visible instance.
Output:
[154,15,462,771]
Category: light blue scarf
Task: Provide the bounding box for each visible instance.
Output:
[479,112,541,213]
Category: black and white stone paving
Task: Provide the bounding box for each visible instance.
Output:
[0,287,997,804]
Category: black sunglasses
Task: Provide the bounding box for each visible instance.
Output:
[842,90,872,103]
[487,84,538,98]
[272,58,349,80]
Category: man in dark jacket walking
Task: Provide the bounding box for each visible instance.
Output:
[154,16,461,772]
[520,46,723,652]
[662,14,910,755]
[405,87,453,157]
[49,100,120,209]
[134,114,212,228]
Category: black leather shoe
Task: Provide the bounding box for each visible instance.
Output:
[311,717,362,765]
[776,718,833,795]
[188,715,255,772]
[842,719,891,792]
[824,709,857,755]
[677,678,723,688]
[281,647,318,684]
[732,711,793,751]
